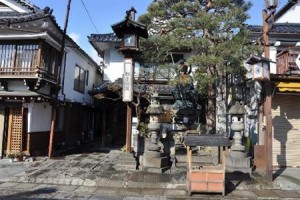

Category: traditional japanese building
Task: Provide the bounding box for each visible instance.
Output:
[0,0,102,157]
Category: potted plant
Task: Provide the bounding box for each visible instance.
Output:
[13,152,24,162]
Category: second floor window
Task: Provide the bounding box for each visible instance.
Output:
[74,65,85,93]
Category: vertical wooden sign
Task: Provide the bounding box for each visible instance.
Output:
[123,58,133,102]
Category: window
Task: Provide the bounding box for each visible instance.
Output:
[74,65,85,93]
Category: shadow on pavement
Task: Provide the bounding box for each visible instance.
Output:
[0,187,57,199]
[225,172,252,194]
[273,166,287,180]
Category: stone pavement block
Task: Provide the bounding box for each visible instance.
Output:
[123,172,133,182]
[117,187,142,196]
[67,193,92,200]
[93,186,120,195]
[126,181,144,189]
[26,177,36,183]
[252,190,279,199]
[137,196,167,200]
[13,182,39,190]
[94,178,109,187]
[110,171,127,181]
[74,186,98,194]
[231,190,257,199]
[58,178,72,185]
[52,191,72,199]
[130,172,144,182]
[107,179,125,188]
[35,177,46,183]
[32,183,58,190]
[143,182,167,189]
[54,185,79,192]
[82,179,97,186]
[272,189,300,199]
[141,188,165,196]
[90,194,123,200]
[43,177,55,184]
[0,182,19,188]
[0,188,21,197]
[164,189,186,197]
[165,183,186,189]
[70,177,84,186]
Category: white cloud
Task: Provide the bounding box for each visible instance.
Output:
[69,32,80,44]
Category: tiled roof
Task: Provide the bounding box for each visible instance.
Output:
[247,23,300,34]
[88,33,121,43]
[0,0,45,19]
[11,0,41,12]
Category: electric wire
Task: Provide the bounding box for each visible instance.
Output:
[80,0,99,34]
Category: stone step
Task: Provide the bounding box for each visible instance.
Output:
[113,153,139,171]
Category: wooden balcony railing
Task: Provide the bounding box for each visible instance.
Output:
[0,41,59,83]
[277,47,300,75]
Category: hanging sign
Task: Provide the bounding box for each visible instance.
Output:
[123,58,133,102]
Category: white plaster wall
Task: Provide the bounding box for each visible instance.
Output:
[25,102,52,132]
[276,2,300,23]
[269,46,277,74]
[103,49,124,82]
[62,47,100,105]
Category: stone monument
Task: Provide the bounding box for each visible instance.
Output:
[142,92,169,173]
[226,101,252,173]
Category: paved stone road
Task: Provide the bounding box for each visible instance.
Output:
[0,145,300,199]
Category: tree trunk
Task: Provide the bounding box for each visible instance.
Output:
[206,83,216,134]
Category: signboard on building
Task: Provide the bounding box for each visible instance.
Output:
[296,53,300,68]
[123,58,133,102]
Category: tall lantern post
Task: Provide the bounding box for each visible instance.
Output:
[111,7,148,153]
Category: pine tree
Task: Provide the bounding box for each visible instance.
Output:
[138,0,258,133]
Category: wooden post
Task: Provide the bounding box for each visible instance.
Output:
[262,9,273,182]
[48,0,72,158]
[126,103,132,152]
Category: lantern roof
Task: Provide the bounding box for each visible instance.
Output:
[228,101,247,115]
[111,7,148,39]
[246,54,273,65]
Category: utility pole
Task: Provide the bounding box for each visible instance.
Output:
[48,0,72,158]
[262,0,277,182]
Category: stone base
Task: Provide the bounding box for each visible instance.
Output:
[226,155,252,174]
[141,153,170,173]
[230,151,248,158]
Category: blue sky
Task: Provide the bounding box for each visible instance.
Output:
[29,0,285,62]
